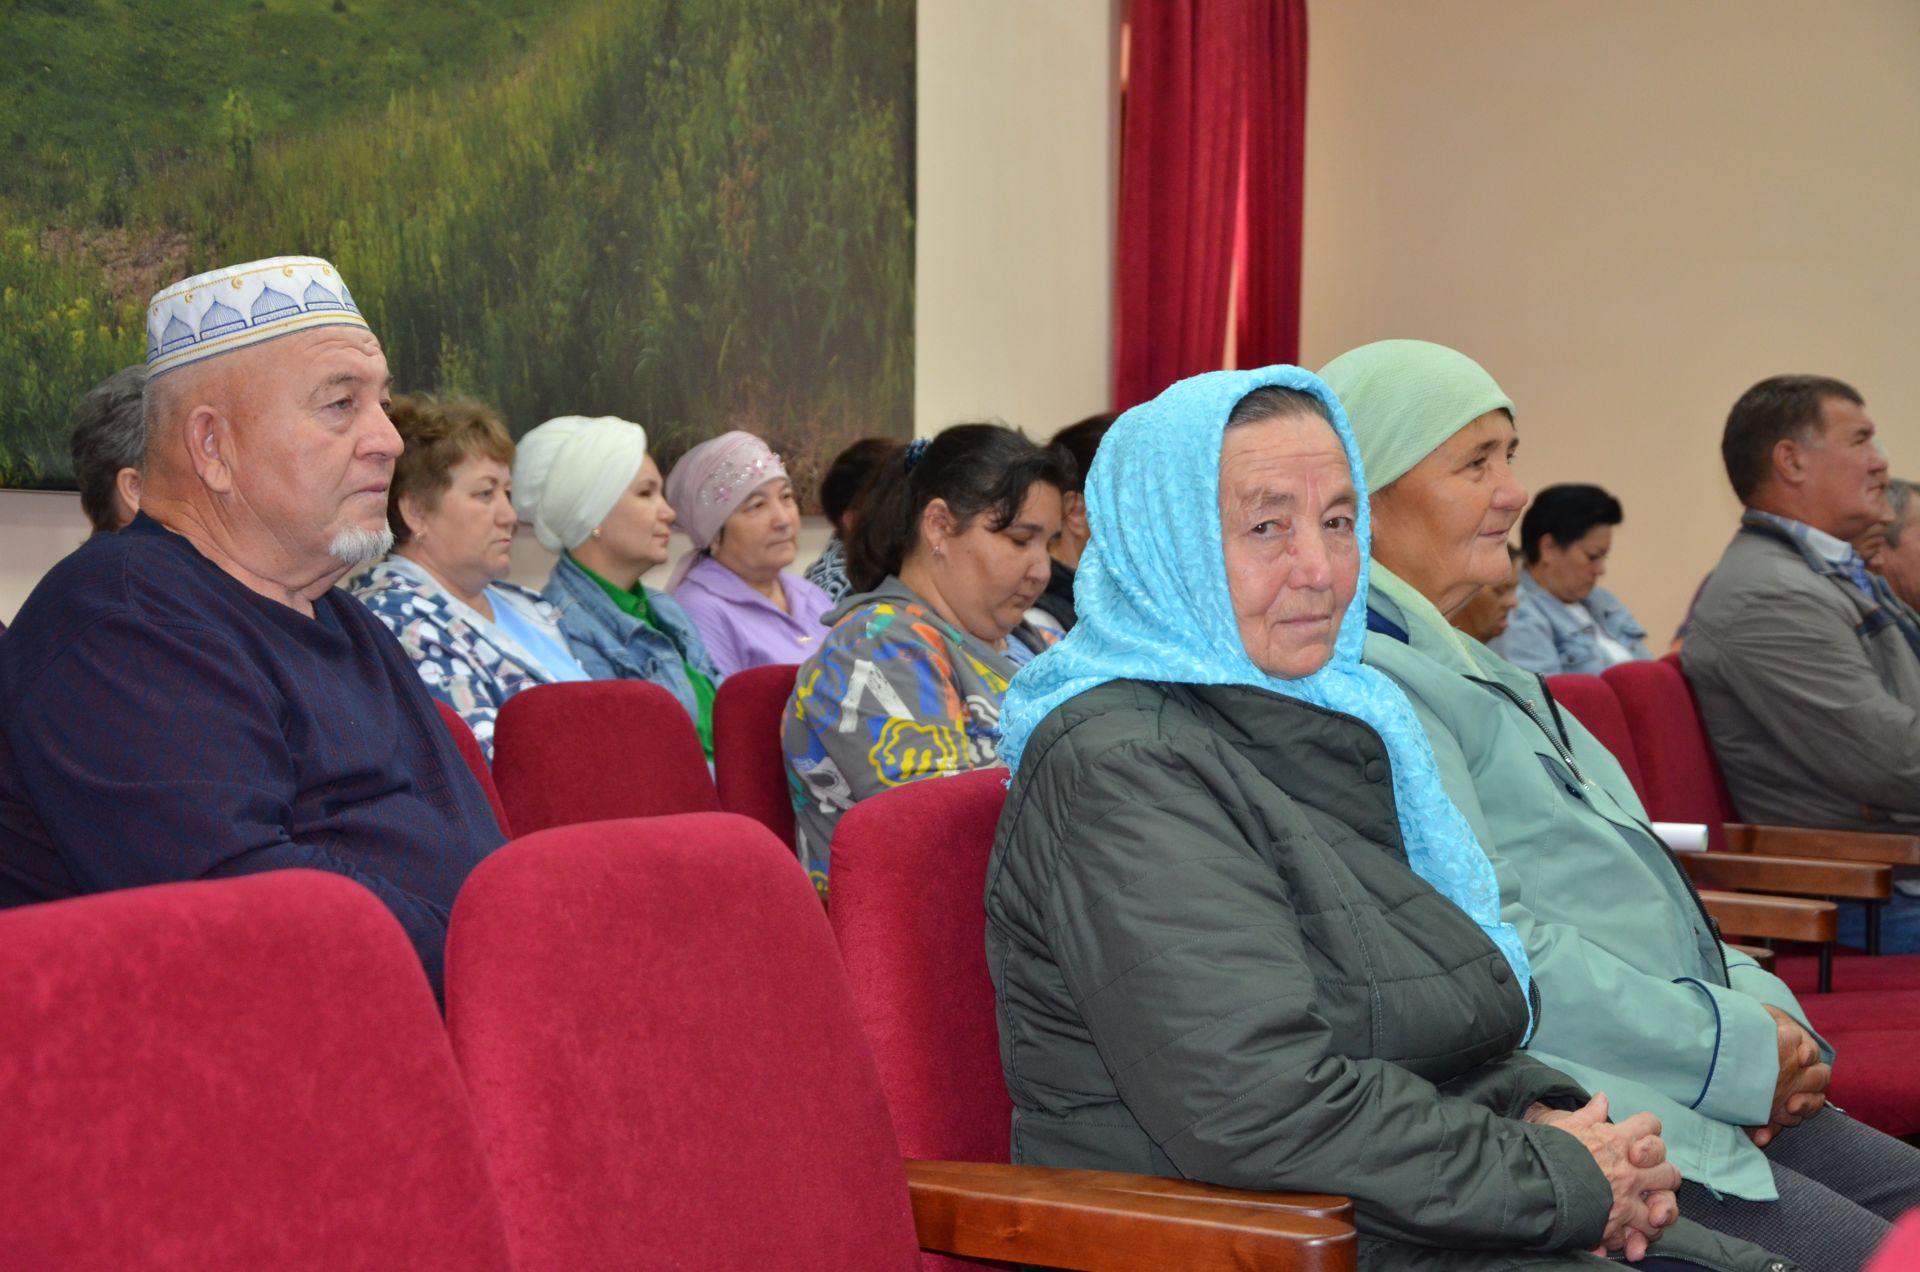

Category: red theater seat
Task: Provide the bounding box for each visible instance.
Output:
[435,700,513,837]
[1601,660,1741,846]
[1543,673,1647,795]
[829,772,1353,1272]
[0,872,512,1271]
[714,661,801,848]
[490,679,718,835]
[445,813,1354,1272]
[830,770,1018,1170]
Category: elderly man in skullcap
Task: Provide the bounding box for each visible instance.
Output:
[0,257,504,996]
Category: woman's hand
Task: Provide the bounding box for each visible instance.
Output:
[1747,1005,1830,1148]
[1526,1094,1680,1262]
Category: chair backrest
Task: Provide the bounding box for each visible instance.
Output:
[435,699,514,838]
[714,662,801,847]
[1543,673,1648,798]
[445,814,920,1272]
[490,680,719,835]
[0,872,512,1271]
[829,769,1014,1167]
[1604,657,1740,848]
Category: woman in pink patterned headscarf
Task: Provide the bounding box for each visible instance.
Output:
[664,431,835,676]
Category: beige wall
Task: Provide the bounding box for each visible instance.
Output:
[1301,0,1920,644]
[0,0,1118,620]
[913,0,1118,440]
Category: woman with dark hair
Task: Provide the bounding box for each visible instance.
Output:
[1026,411,1114,633]
[1494,483,1652,674]
[784,423,1069,897]
[804,436,904,602]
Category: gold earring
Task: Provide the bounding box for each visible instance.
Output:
[591,527,603,539]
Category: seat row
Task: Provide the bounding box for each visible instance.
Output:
[0,812,1354,1270]
[435,663,802,844]
[439,660,1920,1140]
[1549,657,1920,1137]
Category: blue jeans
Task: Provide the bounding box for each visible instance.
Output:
[1834,891,1920,952]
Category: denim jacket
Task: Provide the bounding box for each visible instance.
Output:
[1493,572,1651,675]
[351,557,570,759]
[541,554,721,728]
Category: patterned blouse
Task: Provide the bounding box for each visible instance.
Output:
[351,556,583,759]
[783,575,1055,897]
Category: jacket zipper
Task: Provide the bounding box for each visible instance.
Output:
[1467,675,1592,788]
[1467,674,1732,984]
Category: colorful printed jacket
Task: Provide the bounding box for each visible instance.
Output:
[784,576,1055,897]
[350,557,571,760]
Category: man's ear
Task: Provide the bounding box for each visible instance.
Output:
[113,466,142,524]
[184,406,237,496]
[1770,435,1809,490]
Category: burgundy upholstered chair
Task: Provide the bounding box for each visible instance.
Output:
[0,871,513,1270]
[489,679,718,835]
[1599,660,1742,848]
[1543,673,1648,796]
[829,772,1352,1271]
[435,699,513,837]
[713,661,801,848]
[1605,658,1915,964]
[444,813,1354,1272]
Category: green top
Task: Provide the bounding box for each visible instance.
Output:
[577,559,717,759]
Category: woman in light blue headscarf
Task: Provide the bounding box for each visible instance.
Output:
[980,367,1778,1272]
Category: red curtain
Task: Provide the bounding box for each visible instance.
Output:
[1236,0,1309,371]
[1113,0,1308,411]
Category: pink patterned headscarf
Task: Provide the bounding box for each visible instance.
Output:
[663,430,789,587]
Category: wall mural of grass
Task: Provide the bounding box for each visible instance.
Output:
[0,0,915,496]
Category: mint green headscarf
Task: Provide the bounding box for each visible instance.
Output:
[1318,339,1516,675]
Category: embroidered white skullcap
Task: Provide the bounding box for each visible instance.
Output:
[145,256,370,379]
[512,415,651,552]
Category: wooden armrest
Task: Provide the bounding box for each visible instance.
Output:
[1073,1170,1349,1221]
[1725,942,1775,970]
[1724,823,1920,867]
[1678,852,1891,900]
[1696,890,1837,944]
[905,1159,1356,1272]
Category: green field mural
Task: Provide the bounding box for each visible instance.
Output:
[0,0,915,495]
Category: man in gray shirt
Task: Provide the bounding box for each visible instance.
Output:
[1684,374,1919,947]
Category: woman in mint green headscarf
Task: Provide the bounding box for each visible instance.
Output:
[1324,338,1920,1271]
[981,366,1766,1271]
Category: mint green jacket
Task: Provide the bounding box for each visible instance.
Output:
[1363,591,1828,1201]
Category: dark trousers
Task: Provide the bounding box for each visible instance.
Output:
[1674,1109,1920,1272]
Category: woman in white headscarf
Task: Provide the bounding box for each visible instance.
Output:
[514,416,723,760]
[664,431,835,676]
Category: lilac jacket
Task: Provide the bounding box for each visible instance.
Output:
[672,553,834,676]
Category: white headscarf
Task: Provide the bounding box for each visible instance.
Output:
[512,416,650,552]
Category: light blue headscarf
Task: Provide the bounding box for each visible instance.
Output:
[1000,366,1532,1023]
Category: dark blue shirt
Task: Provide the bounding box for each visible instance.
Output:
[0,514,504,994]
